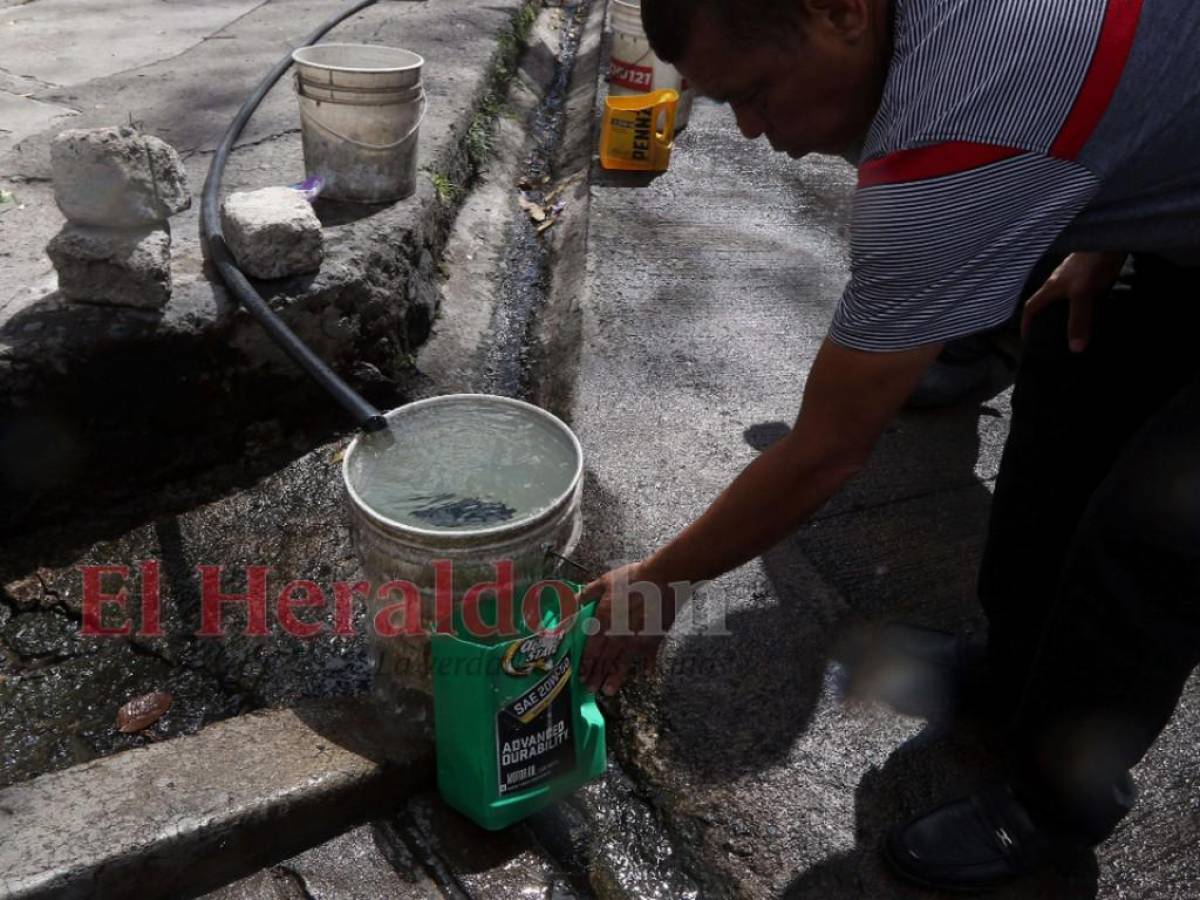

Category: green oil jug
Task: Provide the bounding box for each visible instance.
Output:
[430,580,606,830]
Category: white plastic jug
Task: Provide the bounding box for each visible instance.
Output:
[609,0,694,130]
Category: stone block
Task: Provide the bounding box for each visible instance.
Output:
[51,126,191,227]
[221,186,324,279]
[47,223,172,308]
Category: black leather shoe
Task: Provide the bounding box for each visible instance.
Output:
[849,623,998,721]
[884,785,1056,892]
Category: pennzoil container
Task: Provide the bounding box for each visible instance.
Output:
[599,88,678,171]
[431,580,606,830]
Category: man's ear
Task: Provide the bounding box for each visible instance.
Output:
[801,0,871,41]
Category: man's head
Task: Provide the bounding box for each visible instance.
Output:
[641,0,892,158]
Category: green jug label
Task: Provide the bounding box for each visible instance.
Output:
[501,627,566,677]
[496,653,576,796]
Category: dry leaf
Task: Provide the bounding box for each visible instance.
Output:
[543,173,582,205]
[117,691,173,733]
[536,218,557,234]
[518,196,547,222]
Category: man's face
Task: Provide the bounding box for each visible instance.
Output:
[675,4,888,158]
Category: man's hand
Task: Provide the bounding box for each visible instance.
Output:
[579,560,676,696]
[576,337,944,697]
[1021,251,1127,352]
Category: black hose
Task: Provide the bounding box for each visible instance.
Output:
[200,0,388,434]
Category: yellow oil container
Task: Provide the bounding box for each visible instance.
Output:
[599,88,678,172]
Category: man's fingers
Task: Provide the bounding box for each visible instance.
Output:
[581,634,605,691]
[585,631,625,694]
[1021,280,1061,338]
[579,577,606,602]
[1067,291,1093,353]
[582,635,613,692]
[600,650,634,696]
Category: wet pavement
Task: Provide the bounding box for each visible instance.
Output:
[0,436,371,789]
[571,95,1200,897]
[4,1,1200,896]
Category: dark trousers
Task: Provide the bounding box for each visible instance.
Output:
[978,254,1200,843]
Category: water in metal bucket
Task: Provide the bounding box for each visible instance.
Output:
[342,394,584,699]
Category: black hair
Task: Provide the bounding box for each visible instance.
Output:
[640,0,807,64]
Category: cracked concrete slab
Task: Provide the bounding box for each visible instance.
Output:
[1,0,523,326]
[394,792,576,899]
[0,91,79,156]
[0,0,266,88]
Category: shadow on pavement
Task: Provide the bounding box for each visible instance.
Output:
[314,197,396,227]
[589,166,669,190]
[653,391,1008,779]
[653,528,840,778]
[782,722,1101,899]
[641,380,1098,896]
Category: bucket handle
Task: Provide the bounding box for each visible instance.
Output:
[298,92,427,151]
[295,70,425,103]
[542,545,596,582]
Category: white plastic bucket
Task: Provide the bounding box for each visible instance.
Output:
[291,43,426,203]
[609,0,693,129]
[342,394,584,701]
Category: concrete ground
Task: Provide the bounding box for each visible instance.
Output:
[572,92,1200,898]
[0,0,536,536]
[3,0,1199,898]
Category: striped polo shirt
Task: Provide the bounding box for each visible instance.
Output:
[830,0,1200,352]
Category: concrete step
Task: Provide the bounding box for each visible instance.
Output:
[0,700,433,900]
[203,824,443,900]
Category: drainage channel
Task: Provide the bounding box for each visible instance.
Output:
[378,765,701,900]
[419,2,704,895]
[480,0,591,400]
[526,764,702,899]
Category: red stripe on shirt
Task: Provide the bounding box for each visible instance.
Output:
[1051,0,1144,159]
[858,142,1024,188]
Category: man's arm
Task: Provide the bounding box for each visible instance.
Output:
[642,337,943,584]
[580,336,943,694]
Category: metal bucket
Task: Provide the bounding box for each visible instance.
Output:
[292,43,426,203]
[342,394,584,704]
